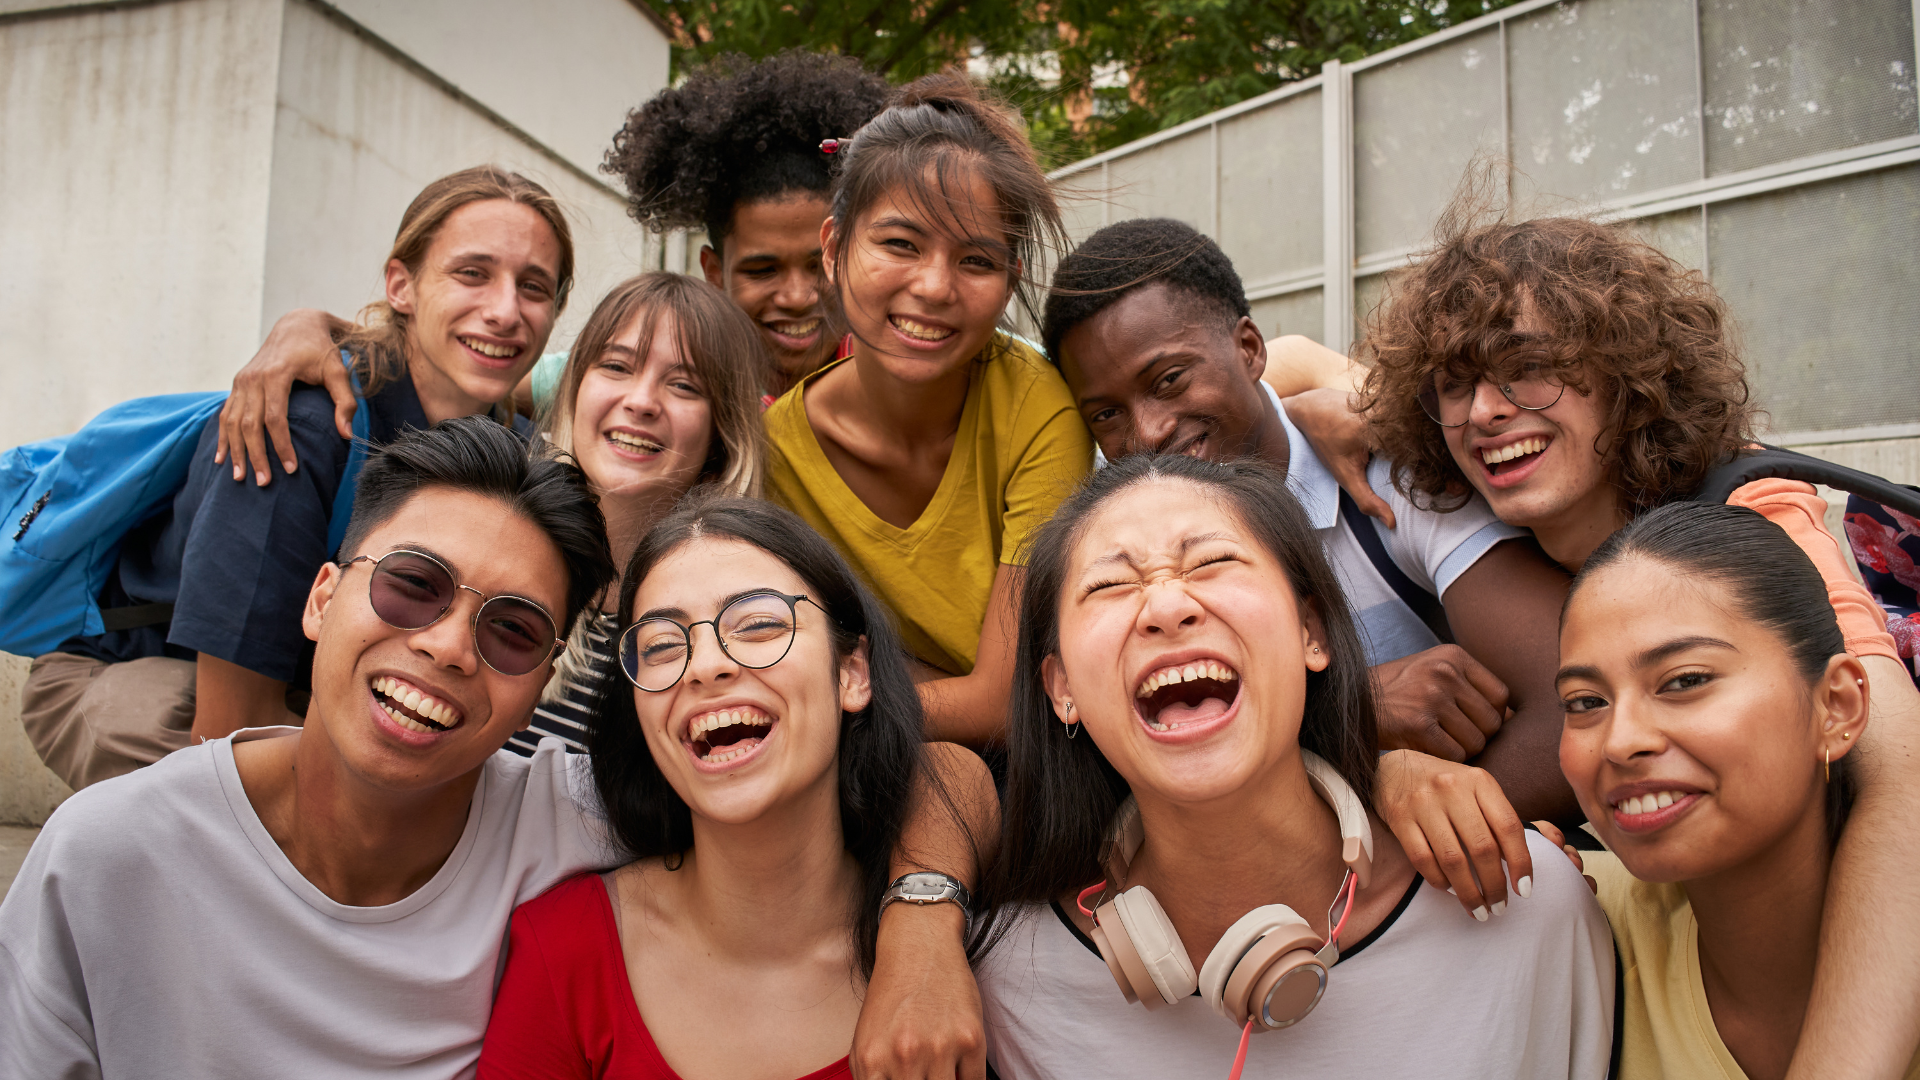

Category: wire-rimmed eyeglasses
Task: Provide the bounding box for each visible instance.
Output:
[619,590,826,692]
[1418,357,1568,428]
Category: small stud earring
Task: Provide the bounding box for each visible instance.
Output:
[1312,646,1321,654]
[1842,731,1851,739]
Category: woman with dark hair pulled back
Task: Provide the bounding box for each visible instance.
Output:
[1551,501,1919,1079]
[765,72,1093,748]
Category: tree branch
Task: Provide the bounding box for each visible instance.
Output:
[874,0,968,75]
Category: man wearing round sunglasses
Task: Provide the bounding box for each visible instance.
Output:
[0,417,620,1078]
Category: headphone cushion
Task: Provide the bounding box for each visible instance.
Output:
[1198,905,1318,1025]
[1110,888,1197,1004]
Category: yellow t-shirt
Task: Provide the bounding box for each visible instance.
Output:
[763,332,1094,675]
[1587,849,1920,1080]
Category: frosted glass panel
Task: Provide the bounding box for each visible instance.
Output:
[1354,272,1392,343]
[1710,165,1920,434]
[1627,207,1707,272]
[1218,91,1323,287]
[1701,0,1918,176]
[1354,28,1504,257]
[1105,128,1216,235]
[1508,0,1702,201]
[1250,288,1325,346]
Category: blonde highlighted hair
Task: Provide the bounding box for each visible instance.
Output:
[339,165,576,409]
[539,271,768,500]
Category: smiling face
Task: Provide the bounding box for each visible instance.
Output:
[1041,478,1329,805]
[823,164,1015,385]
[301,486,569,791]
[1056,283,1275,462]
[569,308,715,504]
[387,199,564,421]
[702,194,836,390]
[1556,555,1863,883]
[1435,306,1622,562]
[629,537,869,825]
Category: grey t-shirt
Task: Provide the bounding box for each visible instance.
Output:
[0,728,615,1079]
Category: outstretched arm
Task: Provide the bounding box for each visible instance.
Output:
[854,742,999,1080]
[217,309,353,485]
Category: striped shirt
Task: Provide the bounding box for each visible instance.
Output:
[506,612,617,756]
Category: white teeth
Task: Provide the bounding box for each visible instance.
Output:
[1615,790,1687,816]
[890,316,953,342]
[371,675,458,731]
[772,319,821,336]
[1481,436,1548,465]
[1134,660,1239,698]
[607,430,665,454]
[459,336,518,359]
[690,708,773,741]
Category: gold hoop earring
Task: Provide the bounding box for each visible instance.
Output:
[1825,745,1831,784]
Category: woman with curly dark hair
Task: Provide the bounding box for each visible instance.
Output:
[605,50,891,397]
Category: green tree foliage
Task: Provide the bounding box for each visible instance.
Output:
[641,0,1522,167]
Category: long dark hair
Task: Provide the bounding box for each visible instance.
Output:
[827,72,1066,338]
[585,493,930,976]
[976,453,1379,944]
[1570,501,1854,840]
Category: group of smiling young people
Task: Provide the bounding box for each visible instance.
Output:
[4,48,1920,1080]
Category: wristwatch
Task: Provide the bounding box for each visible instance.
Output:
[880,872,973,919]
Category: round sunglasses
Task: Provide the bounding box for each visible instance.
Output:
[620,590,825,692]
[338,549,562,676]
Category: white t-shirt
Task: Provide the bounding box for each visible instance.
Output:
[977,830,1614,1079]
[1096,383,1524,666]
[0,728,617,1080]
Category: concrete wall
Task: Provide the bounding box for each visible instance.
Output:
[0,0,667,823]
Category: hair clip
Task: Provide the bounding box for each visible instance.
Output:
[819,138,845,155]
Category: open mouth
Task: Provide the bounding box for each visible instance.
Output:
[458,335,522,361]
[372,674,463,734]
[687,706,775,765]
[607,430,665,456]
[889,315,955,343]
[1135,660,1241,733]
[1479,435,1549,477]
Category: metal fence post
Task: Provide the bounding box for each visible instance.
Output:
[1320,59,1355,355]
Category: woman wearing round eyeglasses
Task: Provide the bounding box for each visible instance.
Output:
[478,494,964,1079]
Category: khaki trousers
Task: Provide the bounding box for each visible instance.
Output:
[20,652,195,791]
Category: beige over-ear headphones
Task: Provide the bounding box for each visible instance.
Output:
[1082,750,1373,1032]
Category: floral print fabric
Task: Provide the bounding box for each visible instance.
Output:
[1845,493,1920,685]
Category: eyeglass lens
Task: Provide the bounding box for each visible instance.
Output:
[365,551,558,676]
[621,591,802,691]
[1418,358,1565,427]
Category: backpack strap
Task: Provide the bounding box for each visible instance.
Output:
[325,351,370,559]
[1337,488,1451,643]
[1689,444,1920,517]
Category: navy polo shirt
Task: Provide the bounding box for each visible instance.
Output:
[63,374,437,685]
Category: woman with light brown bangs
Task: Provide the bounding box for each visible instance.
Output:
[510,271,771,756]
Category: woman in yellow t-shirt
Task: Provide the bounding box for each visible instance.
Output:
[763,73,1091,746]
[1553,500,1918,1080]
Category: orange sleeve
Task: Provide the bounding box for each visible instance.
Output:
[1728,479,1899,662]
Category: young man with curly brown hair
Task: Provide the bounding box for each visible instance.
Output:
[1339,198,1920,1080]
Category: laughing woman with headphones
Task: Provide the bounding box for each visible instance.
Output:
[972,453,1612,1079]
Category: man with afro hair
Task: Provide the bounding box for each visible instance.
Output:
[606,50,891,392]
[1042,217,1582,903]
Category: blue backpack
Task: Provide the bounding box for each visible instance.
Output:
[0,355,370,658]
